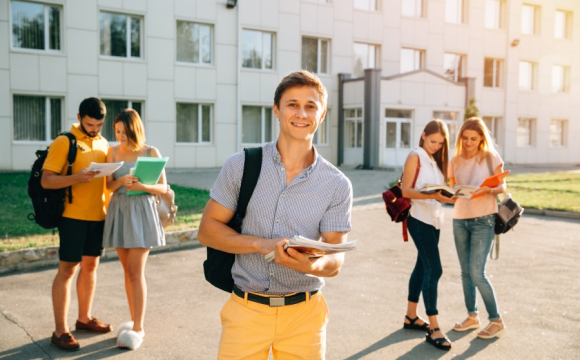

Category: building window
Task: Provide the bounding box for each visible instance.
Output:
[242,29,274,70]
[445,0,465,24]
[521,4,540,35]
[550,119,567,148]
[354,0,378,11]
[305,0,330,3]
[176,103,211,143]
[302,37,329,75]
[402,0,424,18]
[482,116,502,147]
[519,61,537,91]
[400,48,424,74]
[552,65,570,94]
[443,53,465,81]
[517,118,535,147]
[484,0,504,29]
[353,43,380,77]
[484,58,502,88]
[176,21,212,64]
[13,95,62,142]
[11,1,61,51]
[433,111,458,145]
[100,12,142,58]
[344,108,363,148]
[101,100,143,141]
[313,110,329,145]
[554,10,572,39]
[385,109,412,149]
[242,106,274,144]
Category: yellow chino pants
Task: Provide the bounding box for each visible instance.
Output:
[217,291,329,360]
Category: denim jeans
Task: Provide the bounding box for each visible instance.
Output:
[407,216,442,316]
[453,214,501,320]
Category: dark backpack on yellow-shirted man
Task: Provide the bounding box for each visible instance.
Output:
[27,132,77,229]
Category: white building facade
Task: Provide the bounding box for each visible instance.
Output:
[2,0,579,171]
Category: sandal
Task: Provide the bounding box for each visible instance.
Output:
[477,319,505,339]
[453,316,480,332]
[403,315,430,331]
[426,328,452,351]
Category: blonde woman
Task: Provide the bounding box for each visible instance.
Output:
[103,109,167,349]
[449,117,506,339]
[401,120,455,351]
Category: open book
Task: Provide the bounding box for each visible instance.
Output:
[264,235,357,262]
[420,170,511,200]
[418,184,478,199]
[87,161,123,178]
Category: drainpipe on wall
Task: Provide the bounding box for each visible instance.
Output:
[337,73,350,166]
[363,68,381,169]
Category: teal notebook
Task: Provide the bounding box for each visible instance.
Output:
[127,157,169,195]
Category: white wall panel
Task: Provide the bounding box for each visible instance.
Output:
[0,21,10,69]
[174,66,196,99]
[99,61,124,96]
[68,30,98,75]
[10,54,38,90]
[196,68,217,100]
[67,75,98,119]
[147,38,174,80]
[147,0,173,39]
[0,70,9,116]
[67,0,97,31]
[40,56,66,92]
[124,62,147,97]
[146,80,174,121]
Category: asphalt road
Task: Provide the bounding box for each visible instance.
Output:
[1,164,579,359]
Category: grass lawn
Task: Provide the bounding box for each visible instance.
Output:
[0,172,209,252]
[507,172,580,213]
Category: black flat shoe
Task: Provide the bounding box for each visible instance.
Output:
[426,328,452,351]
[403,315,430,331]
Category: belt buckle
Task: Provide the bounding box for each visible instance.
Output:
[269,297,285,307]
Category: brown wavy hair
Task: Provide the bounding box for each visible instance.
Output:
[114,109,145,151]
[419,119,450,177]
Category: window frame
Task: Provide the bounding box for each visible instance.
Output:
[549,119,567,148]
[521,4,541,36]
[344,107,364,149]
[484,0,505,30]
[402,0,424,18]
[554,9,573,40]
[354,0,379,12]
[242,29,276,71]
[552,65,571,94]
[443,53,465,82]
[99,11,144,60]
[517,117,535,148]
[12,94,64,143]
[445,0,466,24]
[241,105,275,145]
[301,37,330,75]
[353,42,380,77]
[313,110,329,146]
[400,48,425,74]
[482,116,502,148]
[433,111,459,146]
[484,57,503,88]
[518,60,537,92]
[175,20,214,66]
[175,102,213,144]
[10,0,63,53]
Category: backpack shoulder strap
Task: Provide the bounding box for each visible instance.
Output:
[60,132,77,203]
[236,147,263,219]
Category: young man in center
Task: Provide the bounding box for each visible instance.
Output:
[199,70,353,359]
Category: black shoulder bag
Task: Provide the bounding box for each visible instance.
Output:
[203,147,263,292]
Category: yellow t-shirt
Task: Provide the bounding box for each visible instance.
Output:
[43,123,109,221]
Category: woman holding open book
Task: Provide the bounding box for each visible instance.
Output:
[401,120,455,351]
[449,117,506,339]
[102,109,167,350]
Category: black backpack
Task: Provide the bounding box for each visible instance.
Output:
[27,132,77,229]
[203,147,262,292]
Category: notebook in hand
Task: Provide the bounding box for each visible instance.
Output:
[127,157,169,195]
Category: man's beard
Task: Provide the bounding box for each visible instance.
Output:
[80,122,98,138]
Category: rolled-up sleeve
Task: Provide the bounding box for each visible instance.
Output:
[320,176,352,233]
[209,152,245,212]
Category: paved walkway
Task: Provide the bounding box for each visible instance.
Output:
[1,162,579,359]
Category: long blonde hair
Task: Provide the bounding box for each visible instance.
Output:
[452,117,499,163]
[419,119,450,177]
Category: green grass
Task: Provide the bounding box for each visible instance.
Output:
[0,172,210,252]
[507,172,580,213]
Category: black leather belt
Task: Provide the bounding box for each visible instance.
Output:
[233,286,318,307]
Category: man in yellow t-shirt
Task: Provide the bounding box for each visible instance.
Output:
[41,97,112,351]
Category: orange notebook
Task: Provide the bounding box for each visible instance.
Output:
[470,170,510,199]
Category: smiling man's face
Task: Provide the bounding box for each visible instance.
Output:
[274,85,326,143]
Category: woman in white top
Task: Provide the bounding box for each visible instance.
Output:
[401,120,455,351]
[449,117,506,339]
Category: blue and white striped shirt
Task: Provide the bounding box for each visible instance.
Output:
[210,142,353,295]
